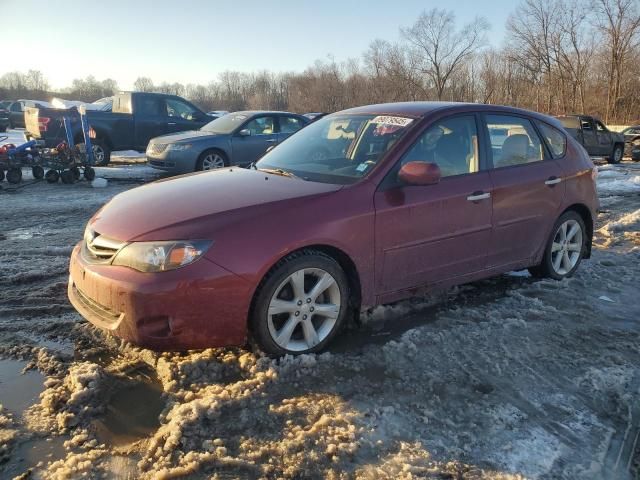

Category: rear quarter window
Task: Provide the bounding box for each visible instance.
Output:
[537,121,567,158]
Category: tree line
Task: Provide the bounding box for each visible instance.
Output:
[1,0,639,124]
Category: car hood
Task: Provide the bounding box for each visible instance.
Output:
[152,130,221,143]
[89,168,343,241]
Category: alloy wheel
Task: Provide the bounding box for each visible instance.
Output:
[551,219,583,276]
[93,145,105,164]
[614,146,623,163]
[267,268,341,352]
[202,153,225,170]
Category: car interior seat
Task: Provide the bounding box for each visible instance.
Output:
[499,134,529,166]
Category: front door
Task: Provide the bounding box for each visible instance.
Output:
[580,118,599,155]
[165,98,208,134]
[231,115,278,165]
[374,114,493,294]
[484,114,565,268]
[594,119,613,156]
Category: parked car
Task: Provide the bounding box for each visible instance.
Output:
[8,99,52,129]
[68,102,598,355]
[0,105,9,132]
[303,112,329,122]
[24,92,209,166]
[146,111,309,174]
[556,114,625,163]
[0,100,12,110]
[621,125,640,161]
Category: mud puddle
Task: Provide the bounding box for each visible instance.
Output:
[3,436,67,479]
[0,358,45,415]
[93,363,165,447]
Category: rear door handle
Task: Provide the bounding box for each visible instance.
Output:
[168,122,177,126]
[545,176,562,186]
[467,191,491,202]
[266,139,277,143]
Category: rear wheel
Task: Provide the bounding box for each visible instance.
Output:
[0,170,4,182]
[6,168,22,184]
[529,211,586,280]
[45,169,59,183]
[608,144,623,164]
[32,165,45,180]
[251,251,350,356]
[60,170,75,184]
[81,138,111,166]
[196,150,227,171]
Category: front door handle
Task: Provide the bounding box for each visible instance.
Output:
[265,139,277,143]
[168,122,177,126]
[545,176,562,186]
[467,191,491,202]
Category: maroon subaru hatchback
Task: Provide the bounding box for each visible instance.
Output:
[68,102,598,355]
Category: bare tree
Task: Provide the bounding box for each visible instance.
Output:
[594,0,640,122]
[401,8,489,100]
[133,77,155,92]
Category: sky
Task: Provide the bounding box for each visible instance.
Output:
[2,0,514,90]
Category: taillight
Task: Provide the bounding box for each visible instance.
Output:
[38,116,51,132]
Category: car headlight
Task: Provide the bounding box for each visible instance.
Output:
[112,240,212,272]
[167,143,192,151]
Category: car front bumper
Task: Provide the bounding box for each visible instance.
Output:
[68,243,252,350]
[146,148,198,174]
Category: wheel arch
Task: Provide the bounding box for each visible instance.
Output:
[247,244,363,331]
[562,203,593,258]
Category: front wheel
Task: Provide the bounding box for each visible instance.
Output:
[529,211,586,280]
[608,144,623,164]
[251,251,350,356]
[196,150,227,171]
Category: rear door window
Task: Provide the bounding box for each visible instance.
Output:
[137,97,164,116]
[485,115,545,168]
[536,121,567,158]
[279,116,304,134]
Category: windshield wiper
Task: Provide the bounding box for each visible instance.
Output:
[258,167,301,179]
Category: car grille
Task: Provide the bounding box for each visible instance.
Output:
[71,284,121,324]
[147,143,167,155]
[83,230,124,263]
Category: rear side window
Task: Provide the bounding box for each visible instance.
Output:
[486,115,544,168]
[537,121,567,158]
[280,116,304,134]
[137,97,163,116]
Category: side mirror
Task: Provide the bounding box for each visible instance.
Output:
[238,129,251,137]
[398,161,441,186]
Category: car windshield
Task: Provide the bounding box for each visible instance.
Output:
[256,114,415,184]
[201,112,252,134]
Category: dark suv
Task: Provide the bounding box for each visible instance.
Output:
[556,115,625,163]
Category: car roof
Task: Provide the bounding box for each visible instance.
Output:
[232,110,304,116]
[336,102,563,127]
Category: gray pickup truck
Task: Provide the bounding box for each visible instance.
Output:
[556,115,625,164]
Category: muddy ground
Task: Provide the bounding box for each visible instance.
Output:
[0,130,638,479]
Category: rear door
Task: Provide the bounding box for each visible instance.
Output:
[231,115,278,165]
[374,114,493,294]
[132,95,167,150]
[484,114,565,269]
[277,115,306,143]
[165,97,208,134]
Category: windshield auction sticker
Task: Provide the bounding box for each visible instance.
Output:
[371,116,414,127]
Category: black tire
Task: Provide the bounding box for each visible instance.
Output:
[60,170,75,184]
[84,166,96,181]
[196,149,228,172]
[70,166,81,180]
[608,144,623,164]
[529,210,587,280]
[250,250,351,356]
[0,125,6,133]
[45,169,60,183]
[0,170,4,182]
[6,168,22,184]
[32,165,45,180]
